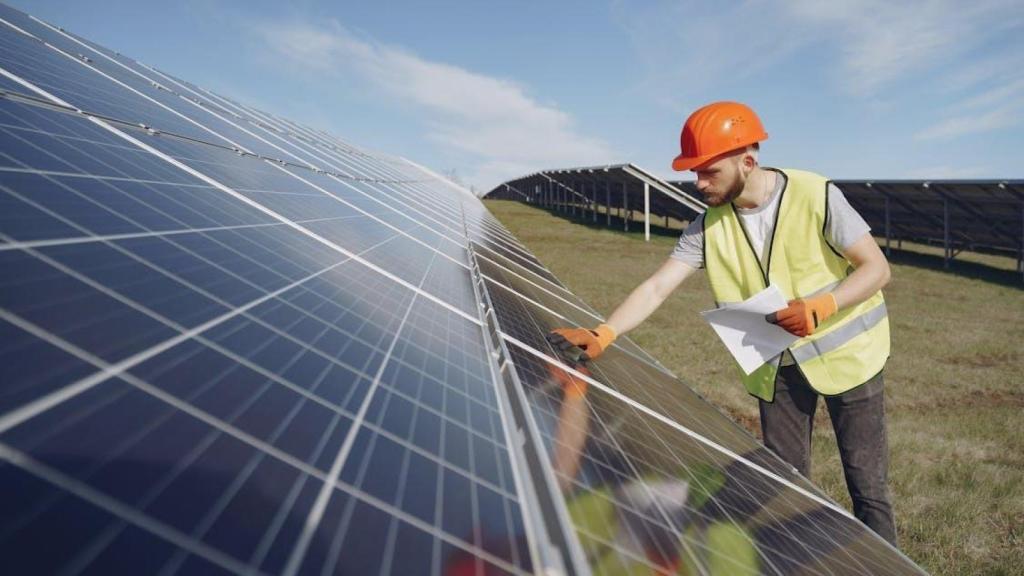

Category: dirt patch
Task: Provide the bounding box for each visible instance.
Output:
[719,406,761,438]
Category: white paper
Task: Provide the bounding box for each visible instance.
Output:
[699,285,799,375]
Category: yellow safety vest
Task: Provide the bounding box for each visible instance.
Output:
[703,169,890,401]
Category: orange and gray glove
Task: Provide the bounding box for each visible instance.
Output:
[766,293,838,337]
[545,324,617,361]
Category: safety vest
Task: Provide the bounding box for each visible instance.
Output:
[703,168,890,401]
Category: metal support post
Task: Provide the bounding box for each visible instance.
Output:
[571,181,577,217]
[591,183,597,222]
[943,197,950,269]
[622,181,629,232]
[885,195,891,256]
[643,181,650,242]
[605,182,611,227]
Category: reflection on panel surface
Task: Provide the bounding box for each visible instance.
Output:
[482,272,810,486]
[506,345,922,575]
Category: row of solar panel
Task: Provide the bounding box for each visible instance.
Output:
[490,168,1023,261]
[0,3,927,575]
[488,168,705,229]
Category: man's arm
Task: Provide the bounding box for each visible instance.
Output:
[605,257,696,335]
[546,258,696,359]
[832,234,891,309]
[768,234,891,336]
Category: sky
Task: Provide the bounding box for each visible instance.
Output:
[10,0,1024,194]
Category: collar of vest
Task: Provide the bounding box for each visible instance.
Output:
[703,168,850,304]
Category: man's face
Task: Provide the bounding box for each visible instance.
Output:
[692,152,748,207]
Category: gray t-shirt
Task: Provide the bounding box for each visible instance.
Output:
[670,169,871,269]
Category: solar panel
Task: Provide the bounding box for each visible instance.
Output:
[835,180,1024,258]
[0,4,928,575]
[487,165,706,235]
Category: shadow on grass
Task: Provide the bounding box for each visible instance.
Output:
[881,247,1023,289]
[536,204,1024,289]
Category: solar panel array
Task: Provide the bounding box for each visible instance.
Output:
[486,165,706,235]
[0,4,928,575]
[833,180,1023,264]
[682,178,1023,267]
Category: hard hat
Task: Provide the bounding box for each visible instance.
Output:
[671,101,768,171]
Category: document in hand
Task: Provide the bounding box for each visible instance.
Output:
[699,286,800,375]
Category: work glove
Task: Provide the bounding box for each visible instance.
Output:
[765,293,838,337]
[545,324,617,361]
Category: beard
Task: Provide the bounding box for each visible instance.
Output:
[701,173,745,207]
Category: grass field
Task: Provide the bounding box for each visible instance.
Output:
[484,199,1024,576]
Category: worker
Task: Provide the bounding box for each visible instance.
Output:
[547,101,897,545]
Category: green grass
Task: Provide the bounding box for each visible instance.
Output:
[484,199,1024,576]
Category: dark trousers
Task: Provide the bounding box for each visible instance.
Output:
[759,365,897,545]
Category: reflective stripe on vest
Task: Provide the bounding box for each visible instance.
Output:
[790,302,888,362]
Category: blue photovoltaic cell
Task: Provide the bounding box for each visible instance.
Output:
[0,4,928,575]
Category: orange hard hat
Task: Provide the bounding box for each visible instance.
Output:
[671,101,768,171]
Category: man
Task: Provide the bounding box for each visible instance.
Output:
[547,101,897,544]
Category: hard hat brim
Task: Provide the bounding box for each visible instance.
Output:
[671,132,768,172]
[671,153,714,172]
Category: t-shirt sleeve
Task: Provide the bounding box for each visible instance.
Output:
[826,182,872,252]
[670,212,705,269]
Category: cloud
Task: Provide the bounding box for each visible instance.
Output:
[615,0,1023,147]
[914,62,1024,141]
[612,1,811,106]
[783,0,1023,95]
[250,20,615,189]
[914,105,1023,141]
[616,0,1021,97]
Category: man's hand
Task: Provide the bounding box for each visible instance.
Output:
[546,324,617,361]
[766,293,838,337]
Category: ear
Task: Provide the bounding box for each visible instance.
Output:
[739,151,757,173]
